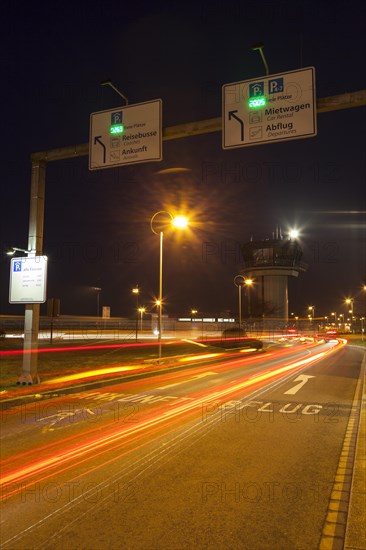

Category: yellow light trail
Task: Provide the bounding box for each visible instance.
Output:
[46,366,137,384]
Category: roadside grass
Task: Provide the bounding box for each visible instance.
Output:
[0,337,224,387]
[346,335,366,348]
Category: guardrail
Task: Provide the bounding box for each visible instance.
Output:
[0,314,321,343]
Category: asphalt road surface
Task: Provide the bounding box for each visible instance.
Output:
[0,339,364,549]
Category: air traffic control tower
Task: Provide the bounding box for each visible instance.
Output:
[241,229,307,324]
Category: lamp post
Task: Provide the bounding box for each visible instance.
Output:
[138,307,146,333]
[308,306,315,325]
[150,211,188,361]
[339,313,344,330]
[234,275,245,329]
[132,285,140,339]
[244,278,254,321]
[345,298,354,316]
[361,317,365,341]
[92,287,101,316]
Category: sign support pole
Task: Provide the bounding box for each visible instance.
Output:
[19,160,46,385]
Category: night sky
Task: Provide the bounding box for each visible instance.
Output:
[1,1,365,320]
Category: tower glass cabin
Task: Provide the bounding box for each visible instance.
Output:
[241,233,307,327]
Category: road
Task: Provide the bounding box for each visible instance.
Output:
[0,338,364,549]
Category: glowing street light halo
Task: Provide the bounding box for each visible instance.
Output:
[289,229,300,240]
[172,215,189,229]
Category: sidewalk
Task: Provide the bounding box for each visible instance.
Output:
[344,353,366,549]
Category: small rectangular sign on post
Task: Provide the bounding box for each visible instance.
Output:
[222,67,317,149]
[89,99,162,170]
[9,256,48,304]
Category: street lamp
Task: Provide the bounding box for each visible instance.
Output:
[92,287,101,316]
[6,247,34,256]
[150,211,189,361]
[345,298,354,332]
[308,306,315,324]
[234,275,245,328]
[339,313,344,329]
[132,285,140,339]
[245,278,254,321]
[345,298,354,315]
[138,307,146,332]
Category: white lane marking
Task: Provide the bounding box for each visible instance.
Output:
[157,371,218,390]
[182,339,208,348]
[284,374,315,395]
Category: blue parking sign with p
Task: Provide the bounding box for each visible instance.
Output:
[249,82,264,97]
[268,78,284,94]
[14,261,22,272]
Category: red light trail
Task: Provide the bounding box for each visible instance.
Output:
[0,340,345,501]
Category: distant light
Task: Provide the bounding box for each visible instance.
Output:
[289,229,299,239]
[245,278,253,286]
[110,124,124,134]
[248,97,266,108]
[172,215,189,229]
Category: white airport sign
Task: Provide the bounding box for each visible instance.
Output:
[89,99,162,170]
[9,256,48,304]
[222,67,316,149]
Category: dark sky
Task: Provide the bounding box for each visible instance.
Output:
[1,1,365,319]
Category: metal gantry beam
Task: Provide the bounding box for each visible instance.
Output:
[20,89,366,384]
[31,90,366,162]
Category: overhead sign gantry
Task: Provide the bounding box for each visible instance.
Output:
[222,67,317,149]
[14,86,366,384]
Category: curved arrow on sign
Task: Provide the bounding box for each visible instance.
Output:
[228,110,244,142]
[94,136,106,164]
